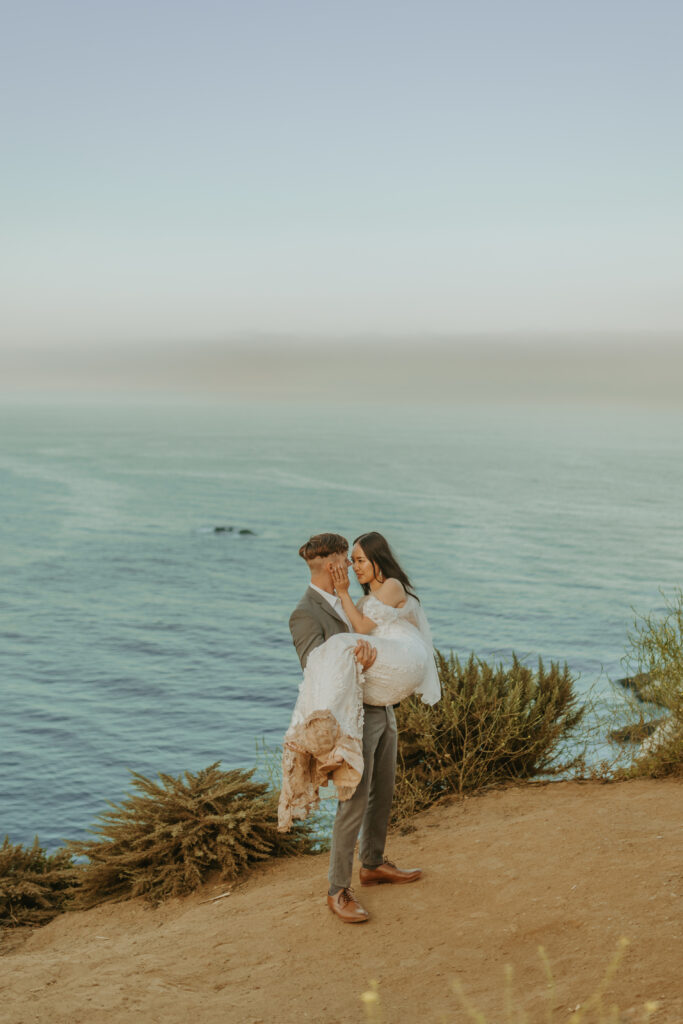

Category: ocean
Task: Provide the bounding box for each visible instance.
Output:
[2,394,682,850]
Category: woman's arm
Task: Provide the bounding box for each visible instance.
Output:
[329,564,377,634]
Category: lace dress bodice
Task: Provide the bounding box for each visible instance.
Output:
[358,594,437,706]
[360,593,425,633]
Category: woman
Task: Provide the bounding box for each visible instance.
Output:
[278,532,440,831]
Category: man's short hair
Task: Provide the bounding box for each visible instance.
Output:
[298,533,348,562]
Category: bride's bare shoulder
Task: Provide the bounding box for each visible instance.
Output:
[376,578,407,608]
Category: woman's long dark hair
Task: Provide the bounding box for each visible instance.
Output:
[352,532,419,600]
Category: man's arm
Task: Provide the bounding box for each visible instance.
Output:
[289,608,378,671]
[289,607,326,669]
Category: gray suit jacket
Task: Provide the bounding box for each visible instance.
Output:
[289,587,350,669]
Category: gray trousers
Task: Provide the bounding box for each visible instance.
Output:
[328,704,397,890]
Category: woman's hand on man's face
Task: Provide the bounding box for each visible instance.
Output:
[329,561,351,594]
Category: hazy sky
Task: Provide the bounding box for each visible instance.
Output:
[3,0,683,348]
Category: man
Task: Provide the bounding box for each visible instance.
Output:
[289,532,422,924]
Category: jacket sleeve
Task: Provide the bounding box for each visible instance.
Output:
[289,607,326,670]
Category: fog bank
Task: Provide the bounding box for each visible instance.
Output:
[3,336,682,406]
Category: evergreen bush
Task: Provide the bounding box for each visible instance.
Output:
[69,762,314,906]
[0,837,80,927]
[392,652,585,824]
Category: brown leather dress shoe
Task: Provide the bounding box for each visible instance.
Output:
[359,858,422,886]
[327,887,370,923]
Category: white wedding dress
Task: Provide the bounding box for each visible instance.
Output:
[277,594,441,831]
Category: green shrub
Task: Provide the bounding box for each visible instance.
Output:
[69,762,314,907]
[392,652,585,824]
[619,589,683,779]
[0,837,80,927]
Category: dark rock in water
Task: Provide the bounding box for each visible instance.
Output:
[609,717,666,744]
[614,672,666,705]
[211,525,255,536]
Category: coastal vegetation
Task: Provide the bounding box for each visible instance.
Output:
[391,654,584,824]
[68,764,313,907]
[2,592,681,928]
[0,838,78,928]
[0,766,312,925]
[616,588,683,780]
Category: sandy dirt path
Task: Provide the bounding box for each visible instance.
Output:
[1,779,681,1024]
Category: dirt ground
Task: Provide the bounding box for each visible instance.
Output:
[1,778,681,1024]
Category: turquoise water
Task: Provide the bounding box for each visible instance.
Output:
[2,395,682,850]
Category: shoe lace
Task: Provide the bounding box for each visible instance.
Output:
[382,858,396,868]
[340,887,357,905]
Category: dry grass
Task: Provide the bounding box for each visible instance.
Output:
[360,938,661,1024]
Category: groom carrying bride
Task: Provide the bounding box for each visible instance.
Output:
[288,532,424,924]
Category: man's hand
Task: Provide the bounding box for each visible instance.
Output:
[354,638,377,670]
